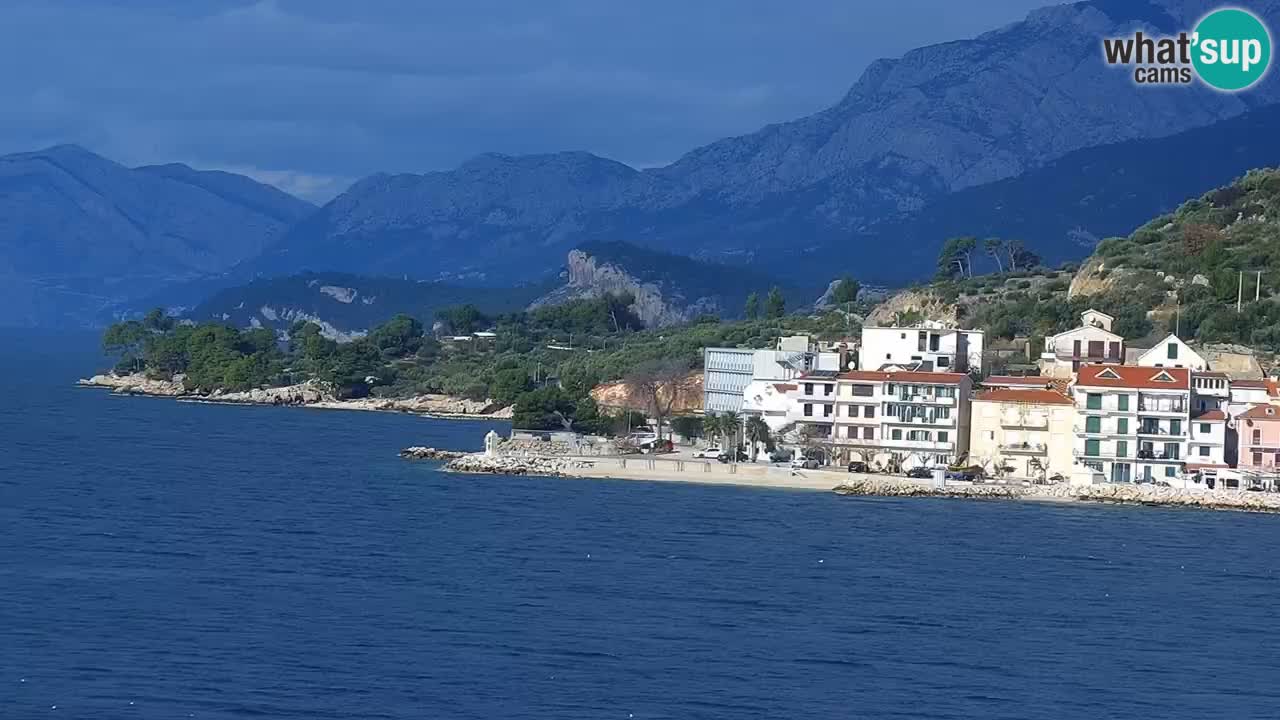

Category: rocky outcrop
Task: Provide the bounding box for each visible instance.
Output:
[529,248,722,327]
[78,373,188,396]
[316,395,512,418]
[445,453,594,476]
[864,289,957,327]
[590,372,703,414]
[399,447,467,460]
[212,380,336,405]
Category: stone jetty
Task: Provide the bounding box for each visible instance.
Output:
[444,453,595,476]
[398,447,467,460]
[834,477,1280,513]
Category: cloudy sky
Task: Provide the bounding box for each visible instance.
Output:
[0,0,1048,202]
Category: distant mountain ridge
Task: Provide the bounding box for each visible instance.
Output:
[0,145,313,327]
[247,0,1280,285]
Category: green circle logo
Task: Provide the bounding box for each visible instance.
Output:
[1192,8,1272,91]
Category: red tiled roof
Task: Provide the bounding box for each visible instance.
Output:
[1232,379,1268,388]
[1074,364,1190,390]
[1192,409,1227,421]
[983,375,1053,386]
[1240,404,1280,421]
[839,370,968,385]
[772,383,798,392]
[974,388,1073,405]
[1193,371,1228,378]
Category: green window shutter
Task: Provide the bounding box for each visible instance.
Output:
[1117,418,1128,434]
[1117,394,1129,411]
[1116,441,1127,458]
[1170,420,1181,435]
[1086,416,1101,433]
[1085,439,1100,457]
[1087,394,1102,410]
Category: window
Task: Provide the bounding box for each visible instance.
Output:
[804,383,814,395]
[938,431,949,444]
[1117,418,1128,434]
[929,334,940,352]
[1254,452,1264,465]
[1087,394,1102,410]
[891,429,902,441]
[1085,416,1101,433]
[1163,443,1179,459]
[1117,394,1129,411]
[1165,466,1177,478]
[824,384,833,396]
[1199,423,1210,434]
[1253,429,1262,445]
[823,405,833,417]
[1085,439,1100,457]
[863,427,874,440]
[1170,420,1181,436]
[885,354,891,359]
[1198,446,1210,457]
[803,404,813,417]
[1167,342,1178,360]
[918,331,927,352]
[864,406,875,418]
[1088,340,1104,358]
[937,355,950,367]
[1116,441,1127,458]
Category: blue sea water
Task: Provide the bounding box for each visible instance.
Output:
[2,330,1280,719]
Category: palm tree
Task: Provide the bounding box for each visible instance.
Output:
[744,416,771,461]
[721,411,742,452]
[702,413,724,448]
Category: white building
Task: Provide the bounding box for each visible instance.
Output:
[1186,409,1230,483]
[858,324,984,375]
[829,370,973,471]
[703,335,845,413]
[1041,309,1124,378]
[1070,364,1191,485]
[1135,334,1208,371]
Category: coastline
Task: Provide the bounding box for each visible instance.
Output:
[443,453,1280,513]
[77,373,513,421]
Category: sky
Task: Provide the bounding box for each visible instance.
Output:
[0,0,1049,202]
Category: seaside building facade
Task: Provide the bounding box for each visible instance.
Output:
[858,324,985,375]
[1040,310,1124,378]
[829,371,972,471]
[968,388,1075,481]
[1070,364,1191,485]
[1134,334,1208,371]
[1236,404,1280,490]
[704,335,844,414]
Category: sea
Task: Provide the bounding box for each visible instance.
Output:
[2,329,1279,719]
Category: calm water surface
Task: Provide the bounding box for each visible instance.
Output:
[2,330,1279,719]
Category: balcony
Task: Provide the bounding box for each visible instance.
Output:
[1136,449,1182,463]
[885,439,955,451]
[884,415,955,426]
[999,442,1047,454]
[1136,427,1186,438]
[892,393,957,406]
[1137,398,1187,415]
[1001,413,1049,429]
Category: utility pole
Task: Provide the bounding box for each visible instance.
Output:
[1257,271,1262,302]
[1237,271,1244,313]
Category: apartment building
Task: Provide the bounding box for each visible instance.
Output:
[829,371,972,471]
[704,335,843,413]
[1041,310,1124,378]
[1071,364,1191,485]
[1236,404,1280,490]
[1186,409,1231,485]
[968,388,1075,481]
[858,324,984,375]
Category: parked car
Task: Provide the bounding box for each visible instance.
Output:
[692,446,722,459]
[717,449,749,463]
[847,461,870,473]
[906,466,934,479]
[791,456,821,470]
[947,469,982,483]
[770,449,794,464]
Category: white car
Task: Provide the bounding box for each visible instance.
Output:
[692,446,722,459]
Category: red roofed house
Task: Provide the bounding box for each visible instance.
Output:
[1070,364,1192,485]
[1236,404,1280,491]
[830,370,973,472]
[968,387,1075,482]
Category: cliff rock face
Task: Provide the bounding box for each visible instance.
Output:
[530,249,721,328]
[247,0,1280,286]
[865,290,958,327]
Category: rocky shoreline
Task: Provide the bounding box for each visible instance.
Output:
[77,373,512,420]
[834,477,1280,513]
[399,447,468,460]
[444,453,594,476]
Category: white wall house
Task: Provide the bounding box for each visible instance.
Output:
[829,371,972,471]
[1186,409,1230,484]
[1135,334,1208,371]
[1071,364,1191,486]
[1041,309,1124,378]
[858,324,984,375]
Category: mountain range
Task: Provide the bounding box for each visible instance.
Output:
[5,0,1280,328]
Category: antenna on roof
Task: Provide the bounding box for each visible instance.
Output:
[1256,271,1262,302]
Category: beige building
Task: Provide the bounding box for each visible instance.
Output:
[968,387,1076,481]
